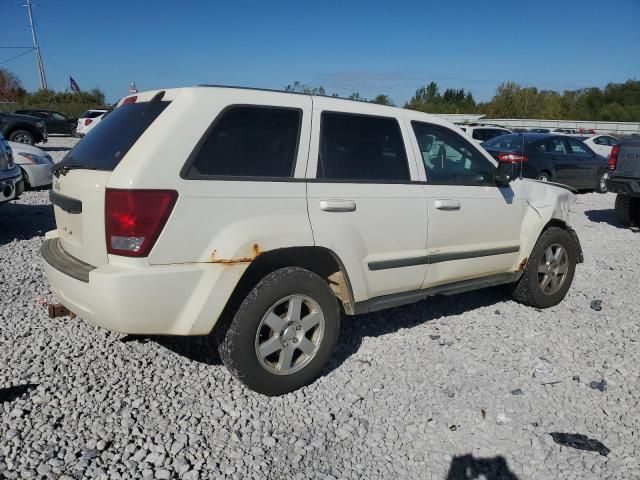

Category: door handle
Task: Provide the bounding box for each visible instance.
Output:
[319,199,356,212]
[434,199,461,211]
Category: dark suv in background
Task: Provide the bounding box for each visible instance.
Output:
[606,136,640,227]
[483,133,610,192]
[0,111,48,145]
[13,109,77,136]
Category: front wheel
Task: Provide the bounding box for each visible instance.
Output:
[511,227,578,308]
[217,267,340,396]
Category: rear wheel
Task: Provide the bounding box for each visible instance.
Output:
[536,171,551,182]
[615,194,640,227]
[596,171,609,194]
[217,267,340,396]
[511,227,578,308]
[9,130,35,145]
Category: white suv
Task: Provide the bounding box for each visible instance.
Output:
[42,87,583,395]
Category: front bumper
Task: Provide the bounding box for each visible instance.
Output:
[606,175,640,197]
[41,235,247,336]
[0,173,24,203]
[20,163,52,188]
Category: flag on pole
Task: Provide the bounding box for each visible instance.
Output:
[69,76,81,93]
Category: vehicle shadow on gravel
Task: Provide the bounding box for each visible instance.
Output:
[584,209,626,229]
[328,287,508,373]
[149,287,507,373]
[0,203,55,246]
[446,454,519,479]
[0,383,38,403]
[40,146,72,152]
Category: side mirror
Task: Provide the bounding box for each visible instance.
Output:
[495,161,516,187]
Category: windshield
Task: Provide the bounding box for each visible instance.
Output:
[58,101,169,172]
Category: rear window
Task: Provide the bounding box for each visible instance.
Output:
[483,134,524,150]
[80,110,107,119]
[59,101,169,171]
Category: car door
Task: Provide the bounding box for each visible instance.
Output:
[535,137,577,186]
[565,137,599,188]
[51,112,71,134]
[306,98,428,303]
[407,120,526,288]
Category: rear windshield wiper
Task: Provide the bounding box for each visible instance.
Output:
[52,163,102,177]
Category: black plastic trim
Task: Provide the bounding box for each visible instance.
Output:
[50,190,82,214]
[354,272,522,314]
[41,238,95,283]
[368,246,520,271]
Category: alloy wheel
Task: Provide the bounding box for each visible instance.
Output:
[255,295,325,375]
[537,243,569,295]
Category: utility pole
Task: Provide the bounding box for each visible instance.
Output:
[24,0,47,90]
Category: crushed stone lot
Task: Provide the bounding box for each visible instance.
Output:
[1,136,639,480]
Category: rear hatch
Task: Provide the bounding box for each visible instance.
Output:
[52,97,170,267]
[614,138,640,177]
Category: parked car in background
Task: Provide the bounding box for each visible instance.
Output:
[0,135,24,206]
[579,134,618,158]
[76,109,109,136]
[0,111,47,145]
[529,128,550,133]
[13,109,77,136]
[483,133,610,192]
[553,128,577,134]
[458,125,512,143]
[606,137,640,227]
[8,141,53,189]
[42,86,583,395]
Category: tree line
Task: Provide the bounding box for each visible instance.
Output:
[2,66,638,122]
[287,79,640,122]
[0,68,107,117]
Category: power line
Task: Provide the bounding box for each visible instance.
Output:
[0,47,35,65]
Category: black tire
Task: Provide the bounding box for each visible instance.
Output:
[217,267,340,396]
[615,194,640,227]
[595,171,609,194]
[536,171,551,182]
[9,129,35,145]
[510,227,578,308]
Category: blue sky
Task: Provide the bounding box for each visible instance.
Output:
[2,0,639,105]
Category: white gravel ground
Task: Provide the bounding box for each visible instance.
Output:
[1,136,639,480]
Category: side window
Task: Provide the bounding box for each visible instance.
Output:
[318,112,410,182]
[537,138,567,154]
[412,122,496,186]
[184,106,301,179]
[52,113,66,120]
[472,129,486,141]
[606,136,618,146]
[566,138,590,155]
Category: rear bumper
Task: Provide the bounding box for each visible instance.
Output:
[41,235,247,336]
[606,175,640,197]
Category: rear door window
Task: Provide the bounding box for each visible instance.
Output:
[536,138,567,154]
[183,106,301,179]
[318,112,409,182]
[566,137,592,155]
[58,101,169,172]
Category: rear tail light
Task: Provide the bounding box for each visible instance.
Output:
[497,153,528,163]
[84,118,93,126]
[608,144,619,170]
[105,189,178,257]
[122,96,137,105]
